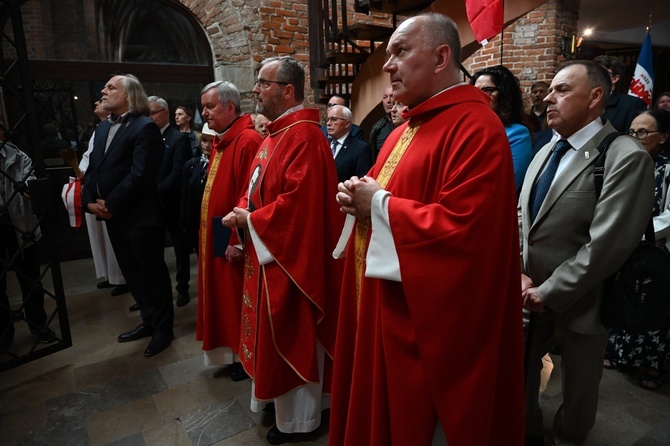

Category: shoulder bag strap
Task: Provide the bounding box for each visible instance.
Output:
[593,131,655,244]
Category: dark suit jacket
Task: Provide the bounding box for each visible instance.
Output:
[180,156,207,250]
[321,124,364,141]
[83,114,164,228]
[157,126,191,213]
[602,91,647,133]
[334,133,373,183]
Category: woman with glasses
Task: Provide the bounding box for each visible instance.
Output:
[471,65,533,194]
[604,108,670,390]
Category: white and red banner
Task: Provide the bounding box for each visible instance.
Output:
[61,177,82,228]
[465,0,504,45]
[628,32,654,107]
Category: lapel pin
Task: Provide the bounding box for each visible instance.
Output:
[584,151,589,160]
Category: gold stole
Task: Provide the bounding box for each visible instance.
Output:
[353,121,421,314]
[199,149,223,291]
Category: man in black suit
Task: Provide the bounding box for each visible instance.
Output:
[83,74,173,357]
[321,95,364,141]
[148,96,192,307]
[326,105,372,182]
[594,55,647,133]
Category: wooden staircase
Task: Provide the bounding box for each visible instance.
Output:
[308,0,435,104]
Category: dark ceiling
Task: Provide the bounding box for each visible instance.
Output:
[579,0,670,48]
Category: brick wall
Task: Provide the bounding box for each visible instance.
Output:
[11,0,579,109]
[462,0,580,96]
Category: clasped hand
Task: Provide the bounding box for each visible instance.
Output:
[521,273,546,313]
[222,207,250,229]
[87,199,112,220]
[336,176,382,218]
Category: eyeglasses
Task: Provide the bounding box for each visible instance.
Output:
[150,108,166,116]
[479,86,499,96]
[326,116,349,123]
[628,129,659,140]
[255,78,289,89]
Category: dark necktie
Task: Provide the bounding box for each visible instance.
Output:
[331,139,339,157]
[530,139,572,222]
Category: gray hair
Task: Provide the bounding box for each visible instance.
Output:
[147,96,169,112]
[420,13,462,65]
[329,105,352,121]
[122,74,150,116]
[201,81,241,114]
[260,56,305,101]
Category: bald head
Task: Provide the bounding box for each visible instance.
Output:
[383,13,461,107]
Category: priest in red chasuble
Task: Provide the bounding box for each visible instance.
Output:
[330,14,524,446]
[222,56,343,445]
[196,81,260,380]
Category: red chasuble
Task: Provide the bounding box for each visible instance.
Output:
[329,85,525,445]
[238,108,344,399]
[196,115,261,354]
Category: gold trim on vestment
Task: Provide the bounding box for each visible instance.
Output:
[353,121,421,315]
[247,117,326,386]
[199,148,223,296]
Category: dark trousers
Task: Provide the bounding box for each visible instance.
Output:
[0,223,47,340]
[105,220,173,335]
[165,211,190,293]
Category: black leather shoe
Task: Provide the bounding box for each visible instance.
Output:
[144,332,173,357]
[118,324,154,343]
[128,303,140,312]
[525,435,545,446]
[111,285,130,296]
[97,280,113,289]
[266,425,294,445]
[230,363,250,381]
[0,330,14,349]
[31,328,57,344]
[176,291,190,307]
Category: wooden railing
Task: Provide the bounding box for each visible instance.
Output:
[308,0,434,104]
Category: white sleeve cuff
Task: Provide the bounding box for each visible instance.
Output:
[366,190,401,281]
[247,215,274,265]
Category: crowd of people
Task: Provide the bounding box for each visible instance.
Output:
[3,10,670,446]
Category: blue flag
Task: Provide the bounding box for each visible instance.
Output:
[628,32,653,107]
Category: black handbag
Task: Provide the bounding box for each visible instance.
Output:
[594,132,670,335]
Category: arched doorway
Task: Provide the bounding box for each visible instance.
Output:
[2,0,215,260]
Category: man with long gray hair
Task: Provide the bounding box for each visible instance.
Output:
[83,74,173,357]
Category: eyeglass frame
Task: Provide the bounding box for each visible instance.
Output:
[149,108,167,116]
[255,78,289,89]
[628,129,659,140]
[479,86,499,96]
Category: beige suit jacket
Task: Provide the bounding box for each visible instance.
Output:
[519,121,655,335]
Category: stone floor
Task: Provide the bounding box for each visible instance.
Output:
[0,250,669,445]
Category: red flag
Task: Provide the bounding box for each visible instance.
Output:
[466,0,504,45]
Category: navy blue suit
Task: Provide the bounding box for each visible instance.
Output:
[157,126,192,294]
[83,114,173,335]
[334,133,373,183]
